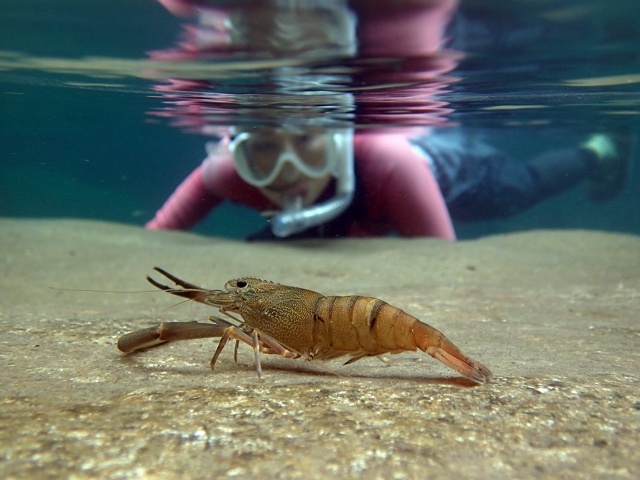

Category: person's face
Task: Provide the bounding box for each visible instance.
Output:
[235,130,334,207]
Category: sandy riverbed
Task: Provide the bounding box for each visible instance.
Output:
[1,219,638,479]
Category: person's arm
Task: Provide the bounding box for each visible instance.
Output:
[354,133,456,240]
[145,165,222,230]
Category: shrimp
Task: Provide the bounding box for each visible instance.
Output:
[118,267,493,384]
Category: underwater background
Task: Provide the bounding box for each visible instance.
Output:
[1,0,639,240]
[2,4,640,477]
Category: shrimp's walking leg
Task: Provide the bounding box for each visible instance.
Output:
[251,330,264,381]
[207,325,298,381]
[209,325,254,368]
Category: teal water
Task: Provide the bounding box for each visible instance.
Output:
[1,0,639,239]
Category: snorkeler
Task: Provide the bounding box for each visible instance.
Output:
[145,0,630,239]
[145,126,631,240]
[145,127,456,239]
[144,0,463,239]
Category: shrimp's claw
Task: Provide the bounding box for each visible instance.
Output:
[117,321,228,353]
[150,266,205,291]
[146,267,221,305]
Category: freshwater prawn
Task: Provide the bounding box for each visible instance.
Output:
[118,267,493,384]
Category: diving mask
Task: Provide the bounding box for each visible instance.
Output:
[229,130,338,188]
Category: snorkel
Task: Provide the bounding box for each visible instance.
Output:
[270,129,354,237]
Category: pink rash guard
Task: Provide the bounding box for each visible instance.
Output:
[352,134,455,239]
[146,133,456,240]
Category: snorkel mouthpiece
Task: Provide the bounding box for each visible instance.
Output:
[271,191,353,237]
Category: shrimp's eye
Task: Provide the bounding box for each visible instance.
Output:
[236,280,248,288]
